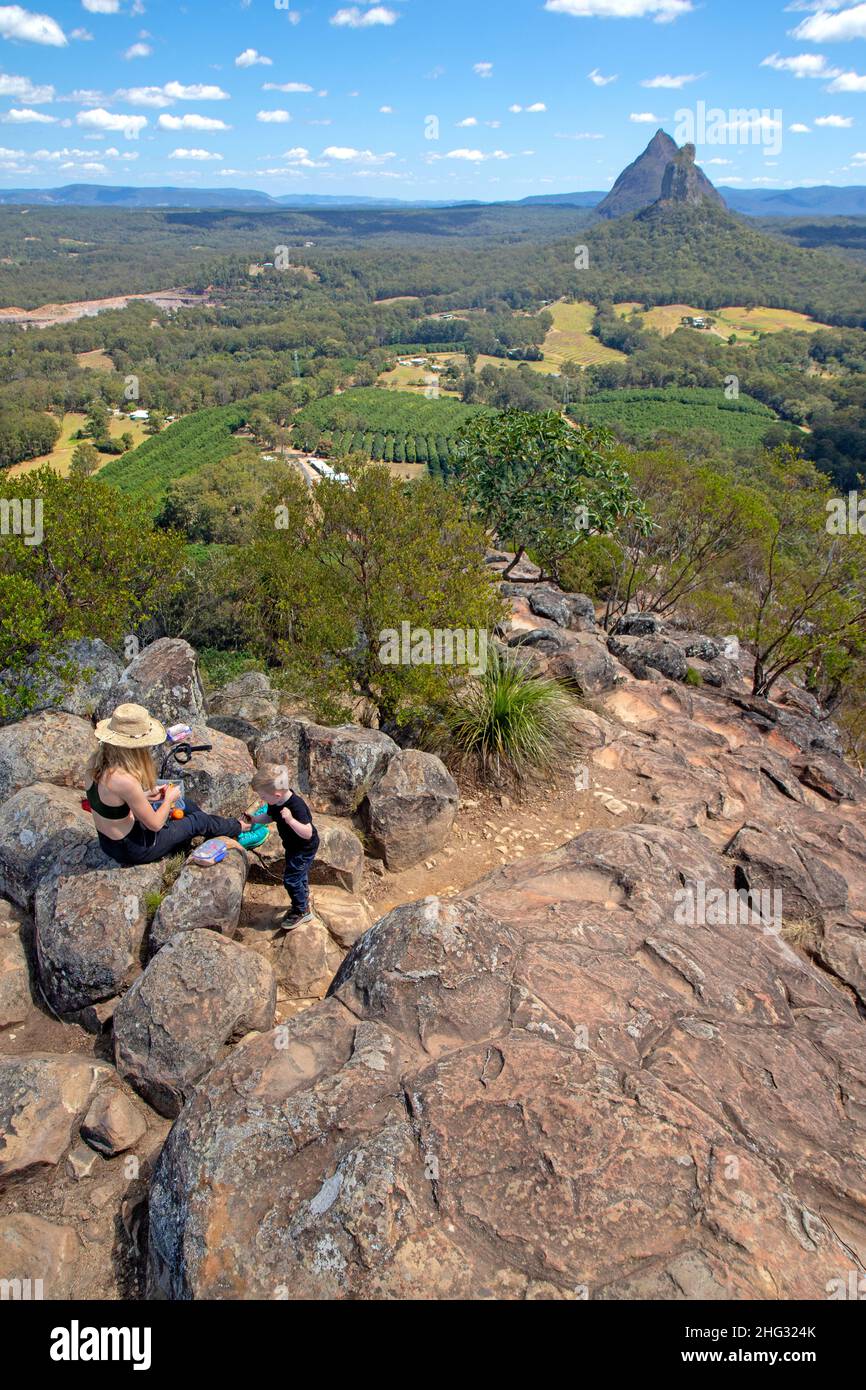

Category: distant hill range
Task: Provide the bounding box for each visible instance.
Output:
[1,142,866,218]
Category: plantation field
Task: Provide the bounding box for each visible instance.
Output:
[293,386,487,475]
[7,411,148,477]
[536,300,626,370]
[569,387,780,449]
[99,403,250,512]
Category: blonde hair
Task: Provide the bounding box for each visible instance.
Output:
[87,742,156,791]
[252,764,290,798]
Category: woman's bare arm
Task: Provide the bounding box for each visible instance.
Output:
[110,772,177,831]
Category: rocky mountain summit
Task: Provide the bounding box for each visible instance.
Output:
[1,577,865,1300]
[596,129,725,221]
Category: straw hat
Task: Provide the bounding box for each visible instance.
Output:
[94,703,166,748]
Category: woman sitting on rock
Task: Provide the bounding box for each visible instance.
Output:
[86,703,253,866]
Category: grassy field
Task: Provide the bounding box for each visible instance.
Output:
[530,300,624,371]
[76,348,115,371]
[377,352,462,395]
[7,411,148,477]
[615,301,833,342]
[570,387,780,448]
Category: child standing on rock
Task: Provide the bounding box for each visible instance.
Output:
[246,765,320,928]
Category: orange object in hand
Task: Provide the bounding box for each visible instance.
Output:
[170,808,184,820]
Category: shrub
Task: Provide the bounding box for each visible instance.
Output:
[444,647,575,783]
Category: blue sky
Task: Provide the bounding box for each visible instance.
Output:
[0,0,864,195]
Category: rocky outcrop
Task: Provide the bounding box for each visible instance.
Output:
[149,842,248,955]
[304,723,398,815]
[0,637,123,722]
[0,1053,114,1184]
[147,817,866,1301]
[0,783,105,908]
[80,1088,148,1157]
[98,637,205,727]
[309,816,365,894]
[362,749,459,871]
[0,1213,83,1299]
[0,711,94,803]
[658,143,726,210]
[175,726,254,817]
[0,902,31,1028]
[206,670,279,727]
[113,929,277,1117]
[34,862,165,1015]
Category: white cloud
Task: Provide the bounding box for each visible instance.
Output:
[789,122,811,132]
[435,147,512,161]
[330,5,399,26]
[123,42,151,59]
[544,0,693,22]
[554,129,605,139]
[2,105,55,121]
[70,27,92,40]
[169,147,223,160]
[379,104,392,113]
[456,116,478,127]
[509,104,522,113]
[473,61,493,77]
[815,113,853,127]
[0,72,54,103]
[158,113,230,131]
[705,156,732,164]
[526,102,547,112]
[793,4,866,42]
[827,70,866,92]
[82,0,120,11]
[321,144,395,162]
[641,72,701,87]
[0,5,67,45]
[257,109,291,122]
[235,48,272,67]
[81,161,107,171]
[164,81,229,101]
[761,51,836,79]
[588,67,617,85]
[262,81,313,92]
[630,111,661,122]
[283,145,309,159]
[121,81,230,106]
[76,106,148,137]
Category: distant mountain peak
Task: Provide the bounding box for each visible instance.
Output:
[595,129,724,221]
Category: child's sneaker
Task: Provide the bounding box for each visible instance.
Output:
[238,804,270,850]
[279,910,314,930]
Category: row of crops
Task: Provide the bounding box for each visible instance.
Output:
[99,403,250,513]
[318,428,460,468]
[292,387,487,472]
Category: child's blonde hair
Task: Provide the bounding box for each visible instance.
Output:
[87,742,156,791]
[251,764,291,799]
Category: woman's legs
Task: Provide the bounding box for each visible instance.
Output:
[98,801,243,867]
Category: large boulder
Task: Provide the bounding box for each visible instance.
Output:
[146,827,866,1301]
[304,723,397,814]
[113,929,276,1117]
[0,1214,82,1300]
[0,637,122,722]
[0,783,102,908]
[99,637,204,727]
[279,917,344,999]
[0,711,95,803]
[362,749,458,872]
[177,726,255,817]
[547,635,620,695]
[0,1053,113,1184]
[207,671,279,726]
[80,1088,148,1157]
[0,902,31,1028]
[724,823,848,922]
[149,841,248,955]
[252,716,309,790]
[310,816,365,894]
[34,863,164,1015]
[312,887,374,950]
[528,585,596,630]
[608,633,689,683]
